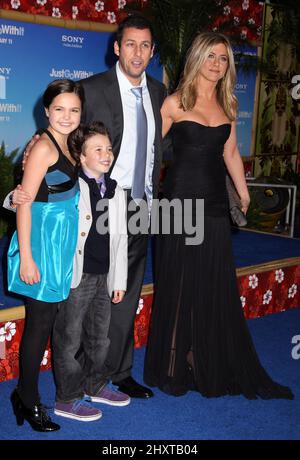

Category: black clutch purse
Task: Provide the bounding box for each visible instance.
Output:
[226,174,247,227]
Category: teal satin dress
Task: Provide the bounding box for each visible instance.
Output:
[7,129,79,303]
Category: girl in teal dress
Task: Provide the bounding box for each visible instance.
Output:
[7,79,84,432]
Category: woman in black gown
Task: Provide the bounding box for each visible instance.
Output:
[144,32,293,400]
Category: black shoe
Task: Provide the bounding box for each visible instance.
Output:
[11,389,60,432]
[113,377,154,399]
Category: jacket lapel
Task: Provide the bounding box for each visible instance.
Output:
[79,178,92,215]
[102,67,124,162]
[147,76,161,138]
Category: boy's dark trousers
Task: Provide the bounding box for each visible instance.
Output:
[53,272,111,402]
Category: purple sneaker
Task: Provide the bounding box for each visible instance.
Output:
[54,398,102,422]
[86,383,131,406]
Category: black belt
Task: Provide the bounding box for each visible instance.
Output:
[47,179,75,194]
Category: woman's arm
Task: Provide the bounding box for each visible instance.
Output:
[223,122,250,214]
[17,140,55,284]
[161,94,179,138]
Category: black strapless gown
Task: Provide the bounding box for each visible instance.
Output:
[144,121,293,399]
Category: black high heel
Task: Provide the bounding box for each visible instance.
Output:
[11,389,60,432]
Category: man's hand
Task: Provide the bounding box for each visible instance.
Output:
[112,290,126,304]
[22,134,40,170]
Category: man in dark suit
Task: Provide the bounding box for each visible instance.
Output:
[80,14,166,399]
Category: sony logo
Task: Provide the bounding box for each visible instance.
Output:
[235,83,247,90]
[0,67,11,76]
[62,35,84,44]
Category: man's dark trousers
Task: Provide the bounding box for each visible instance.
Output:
[104,192,148,383]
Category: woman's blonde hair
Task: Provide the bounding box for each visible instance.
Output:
[178,32,237,120]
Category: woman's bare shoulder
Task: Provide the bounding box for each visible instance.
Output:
[165,92,181,107]
[31,135,56,157]
[25,135,58,168]
[162,92,182,117]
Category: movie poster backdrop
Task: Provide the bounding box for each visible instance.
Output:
[0,17,256,157]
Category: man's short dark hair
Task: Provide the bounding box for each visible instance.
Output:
[116,14,154,46]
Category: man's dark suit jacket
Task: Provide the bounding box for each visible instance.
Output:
[80,66,166,200]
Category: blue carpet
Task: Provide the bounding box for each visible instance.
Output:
[230,229,300,268]
[143,229,300,284]
[0,308,299,440]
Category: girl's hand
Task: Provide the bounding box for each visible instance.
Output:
[112,290,126,304]
[20,258,41,285]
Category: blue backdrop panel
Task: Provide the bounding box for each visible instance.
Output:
[0,18,162,153]
[0,18,256,157]
[234,45,258,157]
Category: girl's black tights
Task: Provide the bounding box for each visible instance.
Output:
[17,298,58,408]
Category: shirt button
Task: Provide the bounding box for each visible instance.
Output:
[78,250,82,255]
[81,232,86,237]
[86,215,91,220]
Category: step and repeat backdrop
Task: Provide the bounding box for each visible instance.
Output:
[234,45,257,160]
[0,17,163,154]
[0,17,257,157]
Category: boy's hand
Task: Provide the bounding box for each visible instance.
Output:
[112,290,125,304]
[12,185,32,206]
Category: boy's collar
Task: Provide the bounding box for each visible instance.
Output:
[81,167,104,185]
[79,170,117,199]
